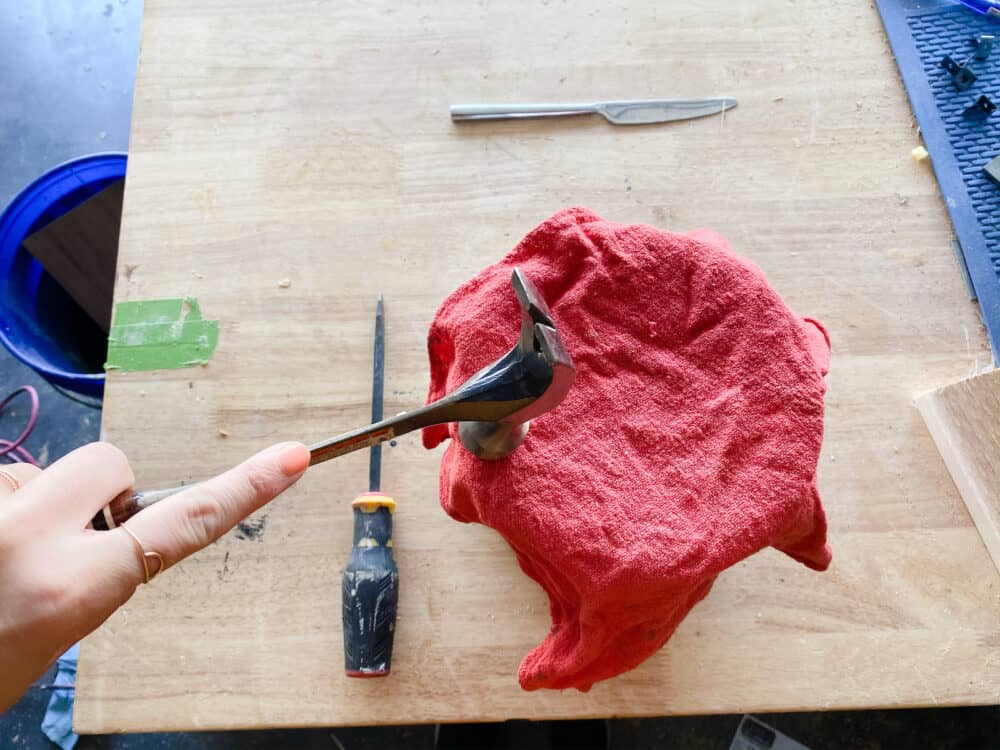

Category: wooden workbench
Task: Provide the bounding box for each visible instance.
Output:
[76,0,1000,732]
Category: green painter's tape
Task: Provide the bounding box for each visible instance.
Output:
[105,297,219,372]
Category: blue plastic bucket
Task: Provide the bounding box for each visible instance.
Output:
[0,153,127,397]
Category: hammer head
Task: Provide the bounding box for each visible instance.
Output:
[454,268,575,459]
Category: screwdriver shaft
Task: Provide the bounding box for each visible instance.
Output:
[369,294,384,493]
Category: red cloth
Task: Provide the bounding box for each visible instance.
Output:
[423,207,831,691]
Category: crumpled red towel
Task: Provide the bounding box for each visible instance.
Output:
[423,207,831,692]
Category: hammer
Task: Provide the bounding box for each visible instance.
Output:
[89,268,575,530]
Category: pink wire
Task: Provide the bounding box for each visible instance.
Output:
[0,385,40,466]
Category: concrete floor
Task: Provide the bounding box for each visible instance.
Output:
[1,2,998,748]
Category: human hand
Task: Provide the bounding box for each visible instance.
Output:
[0,440,310,711]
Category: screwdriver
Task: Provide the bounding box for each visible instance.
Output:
[341,294,399,677]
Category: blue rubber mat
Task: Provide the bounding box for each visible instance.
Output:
[876,0,1000,354]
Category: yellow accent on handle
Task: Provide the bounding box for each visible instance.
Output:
[352,492,396,513]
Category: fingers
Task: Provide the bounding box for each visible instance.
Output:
[0,440,309,708]
[0,463,42,498]
[114,442,309,579]
[5,443,133,528]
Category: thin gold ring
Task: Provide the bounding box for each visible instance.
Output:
[120,524,165,584]
[0,469,20,493]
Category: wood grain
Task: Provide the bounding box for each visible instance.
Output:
[917,369,1000,574]
[23,180,123,331]
[75,0,1000,731]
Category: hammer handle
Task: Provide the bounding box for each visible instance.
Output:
[307,407,441,466]
[89,489,140,530]
[84,410,441,530]
[87,377,537,529]
[89,486,185,530]
[306,398,521,466]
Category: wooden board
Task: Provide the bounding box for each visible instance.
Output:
[23,180,123,332]
[917,369,1000,574]
[75,0,1000,732]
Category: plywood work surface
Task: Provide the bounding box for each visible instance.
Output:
[76,0,1000,732]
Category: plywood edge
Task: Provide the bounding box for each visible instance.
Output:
[916,368,1000,574]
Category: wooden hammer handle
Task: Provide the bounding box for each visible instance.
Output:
[89,489,141,530]
[89,486,186,530]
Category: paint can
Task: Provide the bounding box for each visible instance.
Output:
[0,153,126,397]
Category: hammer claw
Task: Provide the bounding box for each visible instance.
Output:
[512,268,556,352]
[456,269,575,458]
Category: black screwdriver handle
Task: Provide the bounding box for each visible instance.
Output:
[342,494,399,677]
